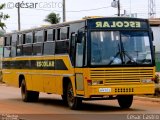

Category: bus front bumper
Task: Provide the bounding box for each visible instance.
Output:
[84,84,155,98]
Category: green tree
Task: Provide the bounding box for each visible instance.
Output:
[0,4,9,30]
[44,12,60,24]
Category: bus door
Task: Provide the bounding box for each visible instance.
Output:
[71,32,85,93]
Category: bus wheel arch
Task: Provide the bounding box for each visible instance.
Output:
[62,77,82,109]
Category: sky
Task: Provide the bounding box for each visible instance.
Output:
[0,0,160,32]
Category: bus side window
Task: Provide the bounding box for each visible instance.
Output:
[61,27,69,40]
[55,40,69,54]
[75,33,85,67]
[16,34,23,56]
[76,43,84,67]
[47,29,55,41]
[23,44,32,56]
[70,33,76,66]
[55,27,69,54]
[25,32,33,44]
[33,30,44,56]
[43,42,55,55]
[11,34,17,57]
[34,30,44,43]
[43,29,55,55]
[23,32,33,56]
[3,47,11,58]
[3,36,11,58]
[33,43,43,56]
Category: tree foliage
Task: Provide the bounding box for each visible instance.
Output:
[0,4,10,29]
[44,12,60,24]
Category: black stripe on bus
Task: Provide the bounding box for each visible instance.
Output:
[2,59,68,70]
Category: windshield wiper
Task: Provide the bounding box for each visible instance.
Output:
[121,42,138,64]
[108,43,138,65]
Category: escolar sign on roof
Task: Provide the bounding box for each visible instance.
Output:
[87,18,149,29]
[95,21,141,28]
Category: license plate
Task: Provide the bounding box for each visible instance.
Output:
[99,88,111,93]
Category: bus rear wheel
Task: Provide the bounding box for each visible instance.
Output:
[117,95,133,109]
[67,82,82,109]
[21,80,39,102]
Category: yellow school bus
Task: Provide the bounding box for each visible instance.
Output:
[2,17,155,109]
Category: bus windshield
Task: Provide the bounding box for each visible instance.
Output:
[91,31,152,65]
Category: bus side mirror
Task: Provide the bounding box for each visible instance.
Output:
[77,31,84,43]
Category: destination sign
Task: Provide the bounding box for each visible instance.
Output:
[96,21,141,28]
[87,18,148,29]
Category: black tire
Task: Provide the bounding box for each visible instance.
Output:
[21,79,39,102]
[117,95,133,109]
[66,82,82,110]
[61,95,68,105]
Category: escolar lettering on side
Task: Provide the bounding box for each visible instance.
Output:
[96,21,141,28]
[37,61,54,67]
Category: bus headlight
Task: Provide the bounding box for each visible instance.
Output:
[141,79,154,83]
[92,80,103,85]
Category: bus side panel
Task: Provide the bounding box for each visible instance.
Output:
[2,70,11,85]
[43,75,56,93]
[55,76,63,95]
[24,73,33,91]
[32,72,44,92]
[2,69,18,87]
[12,70,19,87]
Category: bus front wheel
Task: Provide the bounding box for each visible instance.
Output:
[66,82,82,109]
[117,95,133,109]
[21,80,39,102]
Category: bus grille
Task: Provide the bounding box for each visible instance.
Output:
[90,68,154,85]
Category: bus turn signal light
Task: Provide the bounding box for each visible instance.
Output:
[87,80,92,86]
